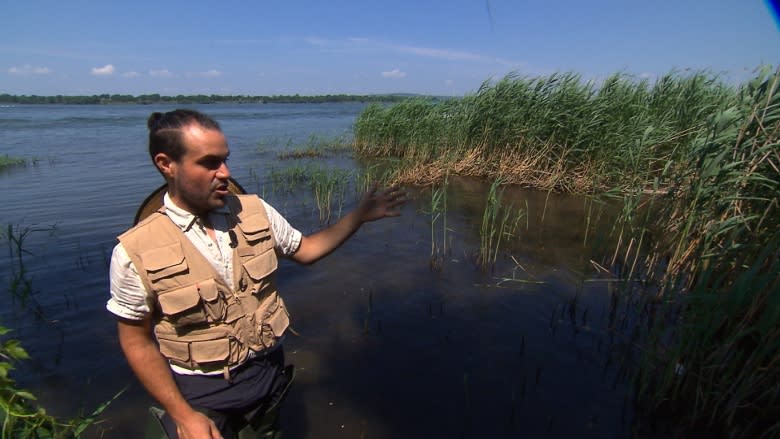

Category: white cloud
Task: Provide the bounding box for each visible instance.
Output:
[91,64,115,76]
[149,69,175,78]
[8,64,51,75]
[184,70,222,78]
[381,69,407,79]
[122,71,141,78]
[640,72,655,79]
[390,44,521,67]
[445,79,454,86]
[304,37,328,46]
[393,45,485,62]
[300,37,521,67]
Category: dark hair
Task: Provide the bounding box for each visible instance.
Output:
[147,109,221,162]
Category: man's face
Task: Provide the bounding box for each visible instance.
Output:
[158,124,232,215]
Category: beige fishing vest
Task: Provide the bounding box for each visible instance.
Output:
[118,194,290,374]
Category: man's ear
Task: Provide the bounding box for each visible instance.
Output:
[154,153,175,179]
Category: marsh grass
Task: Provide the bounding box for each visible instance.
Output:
[277,134,353,160]
[0,155,25,171]
[354,70,736,192]
[311,169,350,223]
[477,179,525,273]
[426,175,450,270]
[267,163,353,223]
[591,67,780,436]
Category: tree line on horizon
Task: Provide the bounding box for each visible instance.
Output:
[0,93,421,105]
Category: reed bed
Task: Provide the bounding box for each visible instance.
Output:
[625,67,780,437]
[354,67,779,436]
[354,70,736,191]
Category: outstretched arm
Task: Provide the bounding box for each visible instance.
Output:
[117,318,222,439]
[290,185,406,265]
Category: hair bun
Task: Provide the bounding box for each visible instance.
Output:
[147,112,164,130]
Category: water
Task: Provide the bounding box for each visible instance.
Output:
[0,104,636,438]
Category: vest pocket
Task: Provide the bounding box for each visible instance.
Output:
[158,338,190,364]
[190,338,230,365]
[242,248,278,282]
[255,294,290,348]
[196,279,226,322]
[157,335,247,369]
[158,284,204,328]
[157,280,226,328]
[141,242,188,283]
[237,214,273,251]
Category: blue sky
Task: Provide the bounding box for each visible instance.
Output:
[2,0,778,96]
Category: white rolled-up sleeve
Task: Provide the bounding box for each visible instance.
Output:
[106,243,153,320]
[261,199,302,257]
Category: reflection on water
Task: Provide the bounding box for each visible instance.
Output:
[0,104,635,438]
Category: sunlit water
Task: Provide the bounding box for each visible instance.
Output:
[1,104,636,438]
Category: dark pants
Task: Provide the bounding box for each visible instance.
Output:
[161,347,288,438]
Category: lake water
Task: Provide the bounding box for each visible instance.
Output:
[1,104,637,438]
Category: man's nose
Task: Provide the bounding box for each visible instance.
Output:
[217,162,231,179]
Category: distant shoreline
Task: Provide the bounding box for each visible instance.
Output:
[0,93,427,105]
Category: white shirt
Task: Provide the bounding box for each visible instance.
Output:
[106,193,302,321]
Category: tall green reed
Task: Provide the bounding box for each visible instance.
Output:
[622,66,780,436]
[354,70,737,191]
[478,179,525,272]
[267,163,353,223]
[427,175,449,270]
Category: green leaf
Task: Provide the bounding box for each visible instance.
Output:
[13,391,36,401]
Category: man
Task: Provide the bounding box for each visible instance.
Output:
[107,109,405,439]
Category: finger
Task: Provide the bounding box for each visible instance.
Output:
[381,191,406,204]
[379,185,400,197]
[388,191,408,202]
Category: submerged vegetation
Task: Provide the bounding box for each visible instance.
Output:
[0,325,120,438]
[353,67,780,436]
[0,225,119,438]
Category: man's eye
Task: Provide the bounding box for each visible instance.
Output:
[201,159,221,169]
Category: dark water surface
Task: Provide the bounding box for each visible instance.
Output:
[1,104,635,438]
